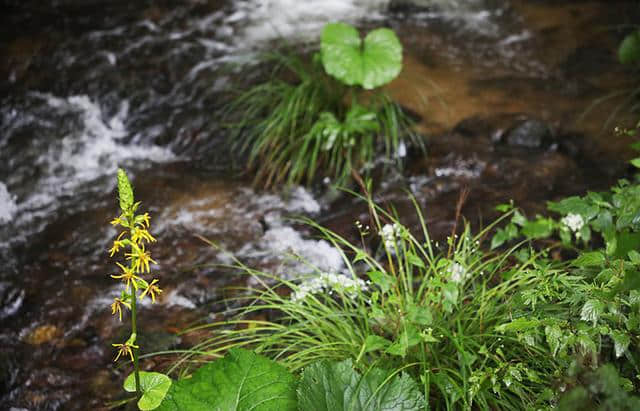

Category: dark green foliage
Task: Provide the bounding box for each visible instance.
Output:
[298,359,424,411]
[557,365,640,411]
[158,349,297,411]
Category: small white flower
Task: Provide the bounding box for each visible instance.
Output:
[448,262,468,284]
[291,272,367,302]
[561,213,584,233]
[380,223,402,250]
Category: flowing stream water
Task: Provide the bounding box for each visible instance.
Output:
[1,0,638,409]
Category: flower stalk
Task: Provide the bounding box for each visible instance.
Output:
[109,169,162,399]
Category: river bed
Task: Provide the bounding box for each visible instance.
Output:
[1,0,638,409]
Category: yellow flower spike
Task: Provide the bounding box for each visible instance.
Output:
[111,262,143,291]
[110,216,122,226]
[135,212,151,228]
[139,279,162,303]
[126,244,156,273]
[110,297,131,321]
[112,341,139,362]
[131,227,156,244]
[108,232,127,256]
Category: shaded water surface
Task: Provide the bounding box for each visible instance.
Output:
[1,0,638,408]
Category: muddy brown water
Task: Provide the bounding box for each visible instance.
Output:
[0,0,638,409]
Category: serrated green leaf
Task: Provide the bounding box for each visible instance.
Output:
[124,372,172,411]
[511,210,527,226]
[610,331,631,358]
[297,359,424,411]
[157,349,296,411]
[548,197,598,220]
[321,23,402,89]
[367,270,395,293]
[117,168,134,212]
[545,324,563,357]
[580,299,605,326]
[364,335,392,353]
[522,218,553,239]
[573,251,605,267]
[490,228,509,250]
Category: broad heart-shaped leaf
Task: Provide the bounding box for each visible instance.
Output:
[156,349,296,411]
[297,359,424,411]
[321,22,402,89]
[618,30,640,65]
[124,372,172,411]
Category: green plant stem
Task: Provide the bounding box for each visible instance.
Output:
[131,287,141,398]
[128,212,141,398]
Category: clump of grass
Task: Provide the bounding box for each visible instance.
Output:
[168,194,585,409]
[226,53,421,188]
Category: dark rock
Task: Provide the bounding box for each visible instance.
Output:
[0,281,24,321]
[453,113,522,141]
[388,0,434,13]
[503,118,553,149]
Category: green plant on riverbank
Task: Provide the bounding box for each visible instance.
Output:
[109,169,170,410]
[171,194,599,409]
[228,22,422,188]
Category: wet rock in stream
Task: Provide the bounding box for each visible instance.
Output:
[0,281,25,321]
[502,117,553,148]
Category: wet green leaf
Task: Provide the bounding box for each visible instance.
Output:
[297,359,424,411]
[548,197,598,220]
[522,218,553,239]
[124,372,172,411]
[572,251,605,267]
[610,331,630,358]
[367,270,395,293]
[580,299,605,326]
[157,349,296,411]
[321,23,402,89]
[364,335,392,353]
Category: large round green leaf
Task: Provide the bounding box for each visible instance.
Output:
[361,28,403,89]
[321,23,363,87]
[156,348,297,411]
[124,372,172,411]
[321,22,403,89]
[618,30,640,65]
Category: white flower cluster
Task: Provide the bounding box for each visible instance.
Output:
[380,223,402,249]
[561,213,584,233]
[291,272,367,302]
[448,262,468,284]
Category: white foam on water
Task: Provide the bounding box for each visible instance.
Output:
[262,226,344,274]
[13,94,174,231]
[229,0,388,48]
[0,183,17,224]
